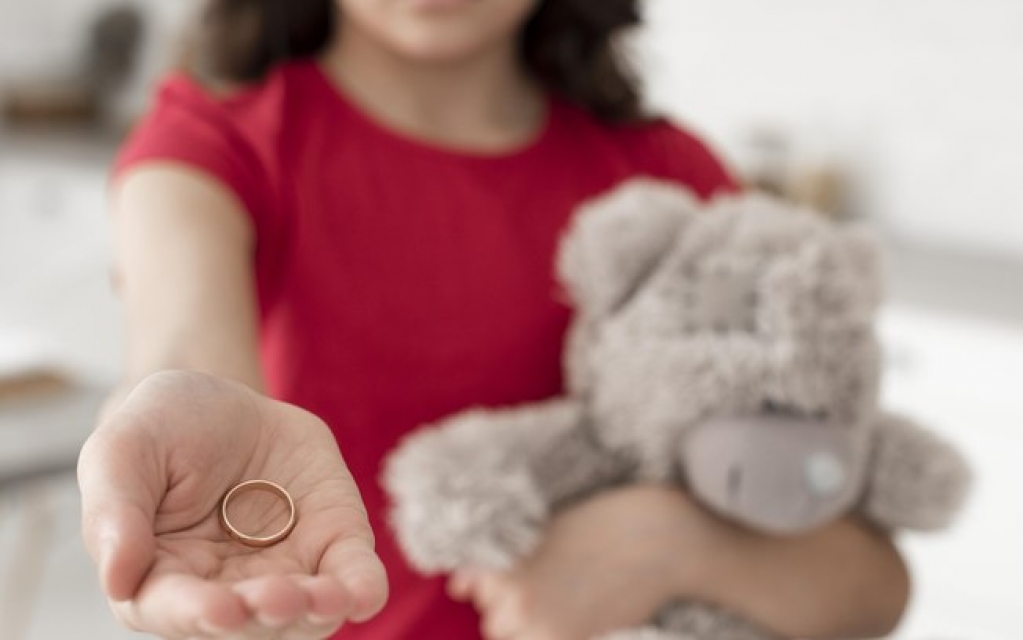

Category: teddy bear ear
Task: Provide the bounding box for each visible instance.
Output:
[556,178,699,317]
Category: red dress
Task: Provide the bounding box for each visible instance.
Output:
[116,59,736,639]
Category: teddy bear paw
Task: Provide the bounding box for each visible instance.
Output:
[384,442,547,572]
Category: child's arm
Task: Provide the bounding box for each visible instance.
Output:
[678,494,910,639]
[456,485,909,640]
[102,164,265,411]
[79,166,388,639]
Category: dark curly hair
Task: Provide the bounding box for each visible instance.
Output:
[184,0,645,123]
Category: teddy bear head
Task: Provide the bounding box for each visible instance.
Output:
[557,179,885,480]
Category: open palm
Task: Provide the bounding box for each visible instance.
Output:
[78,371,388,639]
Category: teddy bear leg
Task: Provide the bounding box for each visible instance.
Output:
[655,601,776,640]
[595,628,697,640]
[861,412,972,531]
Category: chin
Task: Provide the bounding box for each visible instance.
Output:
[340,0,539,63]
[387,29,503,64]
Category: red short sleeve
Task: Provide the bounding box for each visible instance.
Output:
[113,74,276,232]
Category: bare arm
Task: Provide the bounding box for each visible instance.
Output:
[102,164,263,414]
[673,491,910,639]
[456,486,908,640]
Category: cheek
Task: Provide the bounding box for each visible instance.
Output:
[339,0,541,62]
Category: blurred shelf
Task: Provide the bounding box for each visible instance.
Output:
[0,124,121,165]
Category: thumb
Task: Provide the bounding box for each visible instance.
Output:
[447,567,482,601]
[77,423,162,602]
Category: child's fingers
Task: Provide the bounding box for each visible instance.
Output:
[295,574,353,622]
[232,575,311,627]
[113,573,249,638]
[447,568,480,601]
[318,535,389,622]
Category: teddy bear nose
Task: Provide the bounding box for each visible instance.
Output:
[805,452,848,496]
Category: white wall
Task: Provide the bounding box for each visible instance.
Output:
[639,0,1023,259]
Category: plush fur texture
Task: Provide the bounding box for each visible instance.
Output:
[864,412,972,530]
[382,179,971,640]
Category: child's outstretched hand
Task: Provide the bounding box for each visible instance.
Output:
[77,371,388,639]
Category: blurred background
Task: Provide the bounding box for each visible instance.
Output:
[1,0,1020,638]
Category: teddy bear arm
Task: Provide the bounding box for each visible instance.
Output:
[530,418,634,510]
[860,412,972,531]
[382,399,587,572]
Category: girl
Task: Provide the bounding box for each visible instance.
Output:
[77,1,910,638]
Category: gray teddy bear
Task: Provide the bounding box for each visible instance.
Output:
[383,179,971,640]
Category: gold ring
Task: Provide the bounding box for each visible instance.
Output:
[219,480,297,548]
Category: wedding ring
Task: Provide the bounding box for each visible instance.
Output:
[219,479,297,548]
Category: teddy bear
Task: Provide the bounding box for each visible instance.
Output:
[382,178,972,640]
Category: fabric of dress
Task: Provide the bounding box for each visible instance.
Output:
[115,59,737,640]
